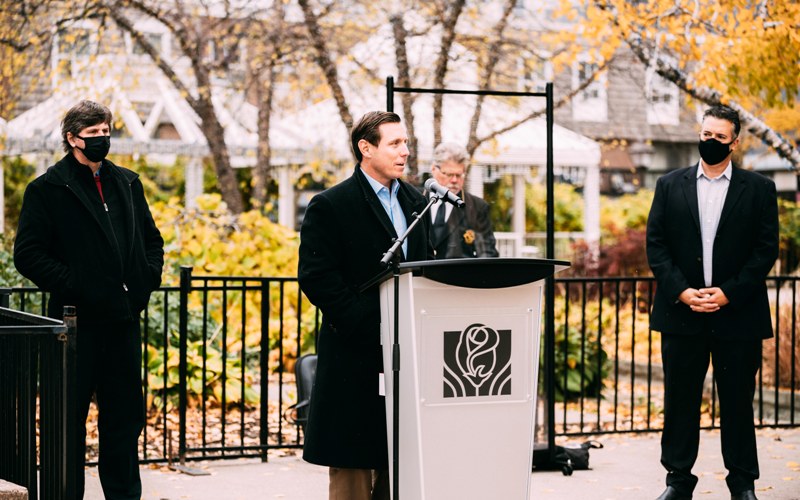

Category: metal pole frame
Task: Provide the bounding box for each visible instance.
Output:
[385,77,559,485]
[178,266,192,465]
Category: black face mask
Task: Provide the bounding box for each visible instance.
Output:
[698,138,732,166]
[76,135,111,163]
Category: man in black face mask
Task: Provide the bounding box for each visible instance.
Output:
[14,100,164,499]
[646,105,778,500]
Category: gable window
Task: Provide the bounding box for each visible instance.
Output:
[51,21,100,87]
[572,59,607,122]
[646,73,679,125]
[125,20,171,61]
[132,32,165,56]
[518,56,552,93]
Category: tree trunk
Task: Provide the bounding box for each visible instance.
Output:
[253,58,276,208]
[195,94,245,213]
[298,0,354,138]
[432,0,465,148]
[108,4,246,212]
[390,14,419,183]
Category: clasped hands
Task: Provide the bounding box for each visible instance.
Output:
[679,287,729,313]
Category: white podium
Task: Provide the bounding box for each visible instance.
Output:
[378,258,568,500]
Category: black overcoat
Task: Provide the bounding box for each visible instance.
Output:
[14,154,164,323]
[298,165,432,469]
[646,164,778,339]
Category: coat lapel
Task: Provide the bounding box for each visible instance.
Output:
[681,164,701,233]
[446,200,467,241]
[108,167,137,261]
[717,166,746,231]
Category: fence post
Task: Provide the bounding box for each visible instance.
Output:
[259,280,270,462]
[178,266,192,466]
[544,82,558,464]
[62,306,78,500]
[0,288,10,308]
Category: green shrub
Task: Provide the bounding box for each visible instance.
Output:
[552,325,610,402]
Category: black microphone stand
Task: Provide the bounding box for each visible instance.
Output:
[360,193,444,500]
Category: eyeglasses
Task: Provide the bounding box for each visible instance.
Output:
[434,166,465,180]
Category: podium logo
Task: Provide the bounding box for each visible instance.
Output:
[443,323,512,398]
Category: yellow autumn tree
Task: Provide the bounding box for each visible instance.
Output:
[544,0,800,170]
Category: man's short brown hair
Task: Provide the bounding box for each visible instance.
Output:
[703,105,741,139]
[350,111,401,162]
[61,100,113,152]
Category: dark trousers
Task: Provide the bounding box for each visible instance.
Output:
[660,331,762,496]
[74,320,145,500]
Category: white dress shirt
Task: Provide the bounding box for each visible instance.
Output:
[696,161,732,287]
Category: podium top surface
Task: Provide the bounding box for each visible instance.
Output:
[397,258,570,289]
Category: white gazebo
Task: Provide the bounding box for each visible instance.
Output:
[269,92,602,255]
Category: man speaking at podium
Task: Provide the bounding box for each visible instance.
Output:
[298,111,432,500]
[426,142,498,259]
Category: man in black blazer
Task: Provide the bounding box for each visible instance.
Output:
[426,142,498,259]
[646,105,778,500]
[298,111,432,500]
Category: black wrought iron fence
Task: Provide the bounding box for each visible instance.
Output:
[4,273,797,470]
[553,276,799,437]
[0,302,77,500]
[143,266,321,465]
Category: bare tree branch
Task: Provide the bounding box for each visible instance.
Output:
[106,5,197,107]
[465,0,516,158]
[297,0,354,135]
[473,60,612,148]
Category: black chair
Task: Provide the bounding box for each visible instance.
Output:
[285,353,317,436]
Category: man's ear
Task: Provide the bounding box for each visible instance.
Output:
[358,139,371,159]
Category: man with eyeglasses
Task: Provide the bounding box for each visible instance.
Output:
[426,142,498,259]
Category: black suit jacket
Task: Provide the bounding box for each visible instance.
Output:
[429,190,498,259]
[646,164,778,339]
[298,165,432,469]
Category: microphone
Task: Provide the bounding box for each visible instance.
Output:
[424,178,464,207]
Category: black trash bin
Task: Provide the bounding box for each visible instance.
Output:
[0,301,77,500]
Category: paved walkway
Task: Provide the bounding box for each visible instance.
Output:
[84,428,800,499]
